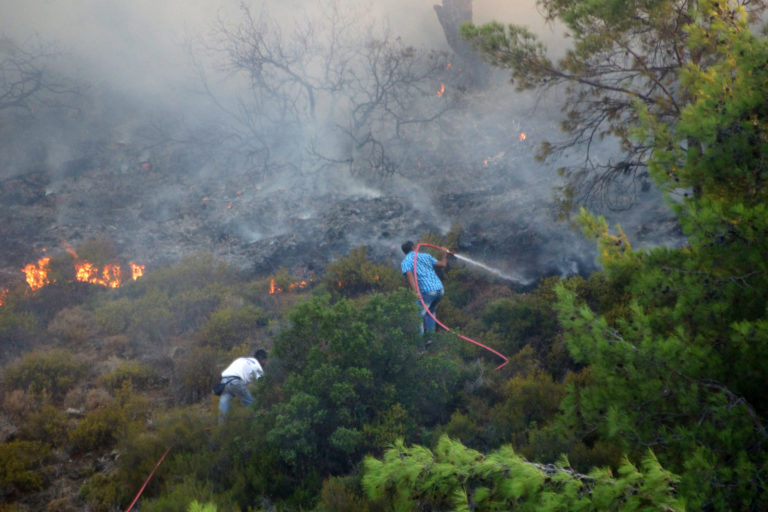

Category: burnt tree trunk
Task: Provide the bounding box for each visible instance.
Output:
[433,0,491,91]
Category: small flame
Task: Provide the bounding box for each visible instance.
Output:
[519,132,526,141]
[288,280,308,291]
[446,61,452,70]
[269,278,310,294]
[436,83,445,97]
[0,289,8,306]
[130,262,145,280]
[227,202,232,209]
[22,257,52,290]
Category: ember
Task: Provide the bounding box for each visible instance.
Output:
[519,132,526,141]
[436,83,445,97]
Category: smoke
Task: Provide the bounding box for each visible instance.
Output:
[0,1,680,283]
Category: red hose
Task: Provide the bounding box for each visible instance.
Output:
[124,445,171,512]
[413,243,509,370]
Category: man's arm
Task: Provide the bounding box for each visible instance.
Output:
[434,248,448,268]
[405,270,420,296]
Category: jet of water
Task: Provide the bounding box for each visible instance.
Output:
[453,253,529,284]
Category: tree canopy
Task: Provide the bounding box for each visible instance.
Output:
[461,0,767,211]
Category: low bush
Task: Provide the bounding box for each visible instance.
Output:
[47,306,95,346]
[3,349,87,401]
[79,472,122,512]
[100,360,157,391]
[0,440,50,499]
[69,385,148,454]
[196,305,268,351]
[18,404,69,447]
[173,345,219,404]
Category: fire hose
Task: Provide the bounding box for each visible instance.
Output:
[413,243,509,370]
[124,445,171,512]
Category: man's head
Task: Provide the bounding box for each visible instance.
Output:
[254,349,267,361]
[401,241,414,254]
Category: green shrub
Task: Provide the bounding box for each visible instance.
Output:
[196,304,268,350]
[75,237,121,266]
[93,297,132,335]
[100,360,157,391]
[188,501,218,512]
[0,440,50,498]
[139,479,219,512]
[69,385,148,454]
[3,349,87,401]
[18,404,69,447]
[0,300,38,353]
[315,476,374,512]
[79,472,122,512]
[322,247,402,297]
[69,401,129,454]
[173,345,219,404]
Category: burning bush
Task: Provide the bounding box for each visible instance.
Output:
[321,246,401,298]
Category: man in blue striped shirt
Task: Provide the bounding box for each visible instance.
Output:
[400,241,448,338]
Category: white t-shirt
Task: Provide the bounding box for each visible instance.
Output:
[221,357,264,384]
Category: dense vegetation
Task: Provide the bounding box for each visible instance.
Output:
[1,1,766,511]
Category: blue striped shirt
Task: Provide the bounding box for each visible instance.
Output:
[401,251,443,292]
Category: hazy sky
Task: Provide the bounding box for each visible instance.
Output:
[0,1,563,98]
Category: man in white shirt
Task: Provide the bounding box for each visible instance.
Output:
[218,349,266,420]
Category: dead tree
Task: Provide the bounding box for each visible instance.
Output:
[433,0,491,91]
[203,0,457,180]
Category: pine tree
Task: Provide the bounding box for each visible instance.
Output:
[554,2,768,508]
[362,435,683,511]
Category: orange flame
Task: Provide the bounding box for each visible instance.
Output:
[519,132,526,141]
[227,202,232,209]
[74,261,123,288]
[436,83,445,97]
[22,257,52,290]
[19,247,145,292]
[0,289,7,306]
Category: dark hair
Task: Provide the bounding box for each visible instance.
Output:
[401,241,414,254]
[254,349,267,360]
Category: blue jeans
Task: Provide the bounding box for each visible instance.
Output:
[419,288,444,335]
[218,378,254,419]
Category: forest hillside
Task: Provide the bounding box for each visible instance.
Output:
[1,1,767,511]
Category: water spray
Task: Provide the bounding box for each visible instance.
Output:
[413,243,509,370]
[451,253,524,283]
